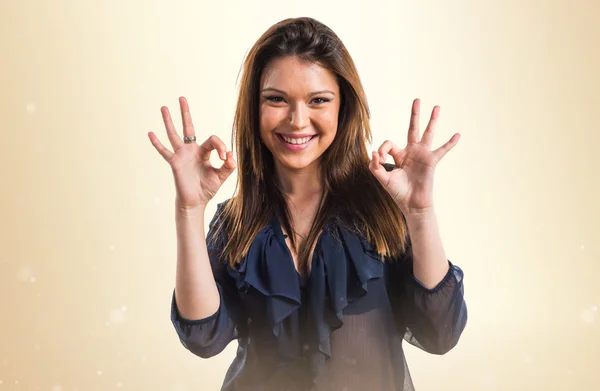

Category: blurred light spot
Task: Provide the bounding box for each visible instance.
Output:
[30,276,36,283]
[580,245,585,250]
[97,370,103,376]
[116,382,123,388]
[26,103,36,113]
[109,245,115,251]
[340,355,358,365]
[524,355,533,364]
[17,267,35,282]
[581,307,597,324]
[52,385,63,391]
[109,307,126,324]
[121,306,127,311]
[566,369,574,375]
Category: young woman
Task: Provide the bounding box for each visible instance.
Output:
[148,16,467,391]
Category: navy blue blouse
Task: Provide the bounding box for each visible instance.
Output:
[171,200,468,391]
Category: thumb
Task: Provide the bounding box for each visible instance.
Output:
[369,151,389,185]
[216,151,237,180]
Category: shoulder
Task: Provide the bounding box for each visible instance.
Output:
[211,197,234,223]
[215,197,232,212]
[206,198,233,247]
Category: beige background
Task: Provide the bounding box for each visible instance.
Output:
[1,0,599,390]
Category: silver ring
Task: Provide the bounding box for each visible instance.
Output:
[183,136,196,144]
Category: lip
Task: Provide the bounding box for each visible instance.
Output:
[276,133,317,139]
[276,133,317,152]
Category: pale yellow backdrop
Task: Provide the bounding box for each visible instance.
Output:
[1,0,599,390]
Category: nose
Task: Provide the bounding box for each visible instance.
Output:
[288,102,310,129]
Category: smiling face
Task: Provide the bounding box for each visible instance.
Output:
[259,56,341,175]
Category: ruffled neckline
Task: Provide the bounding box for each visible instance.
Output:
[268,216,330,283]
[226,216,385,363]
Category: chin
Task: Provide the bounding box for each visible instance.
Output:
[276,156,321,171]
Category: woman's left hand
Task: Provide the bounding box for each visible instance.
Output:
[369,98,460,216]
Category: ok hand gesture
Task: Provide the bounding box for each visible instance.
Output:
[148,97,236,209]
[369,99,460,216]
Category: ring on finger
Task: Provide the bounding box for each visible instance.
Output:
[183,136,196,144]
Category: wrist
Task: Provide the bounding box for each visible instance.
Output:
[403,208,439,236]
[401,205,437,222]
[175,200,207,218]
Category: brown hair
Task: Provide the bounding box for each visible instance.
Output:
[214,17,408,273]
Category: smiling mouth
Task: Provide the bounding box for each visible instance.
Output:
[277,134,318,145]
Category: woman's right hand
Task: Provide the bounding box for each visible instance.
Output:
[148,96,237,210]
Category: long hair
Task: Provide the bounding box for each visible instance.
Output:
[214,17,408,273]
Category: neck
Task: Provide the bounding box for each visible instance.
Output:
[274,162,323,200]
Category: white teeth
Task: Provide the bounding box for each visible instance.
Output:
[282,136,313,145]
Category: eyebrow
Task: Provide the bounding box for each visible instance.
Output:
[261,87,336,96]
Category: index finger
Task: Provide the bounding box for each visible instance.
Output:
[199,135,228,161]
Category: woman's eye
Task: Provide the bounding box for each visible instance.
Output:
[312,97,330,104]
[265,96,284,103]
[264,96,331,105]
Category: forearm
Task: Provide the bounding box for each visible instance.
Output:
[403,207,450,289]
[174,202,221,320]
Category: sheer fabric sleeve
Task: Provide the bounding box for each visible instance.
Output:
[386,236,468,355]
[170,200,245,358]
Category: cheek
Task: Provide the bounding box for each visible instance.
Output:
[316,110,339,137]
[260,105,283,130]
